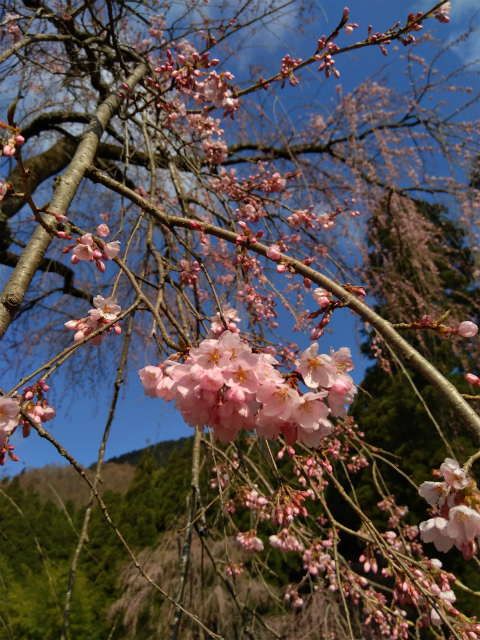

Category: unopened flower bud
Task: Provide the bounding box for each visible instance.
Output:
[466,373,480,385]
[95,260,106,273]
[14,135,25,146]
[458,321,478,338]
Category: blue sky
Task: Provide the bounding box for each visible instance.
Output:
[1,0,478,475]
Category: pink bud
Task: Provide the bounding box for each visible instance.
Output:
[266,245,282,261]
[62,247,71,254]
[92,249,103,260]
[71,255,80,265]
[458,321,478,338]
[466,373,480,385]
[3,146,14,157]
[310,326,323,341]
[303,278,311,289]
[343,7,349,17]
[96,260,106,273]
[344,25,353,35]
[57,231,67,239]
[420,315,432,325]
[331,378,351,396]
[114,324,122,335]
[24,391,33,400]
[14,135,25,146]
[276,264,287,274]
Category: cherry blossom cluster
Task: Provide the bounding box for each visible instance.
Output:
[1,118,24,157]
[19,379,55,437]
[209,459,238,490]
[225,562,243,577]
[316,200,361,231]
[179,259,201,286]
[139,309,358,446]
[0,396,19,461]
[270,528,304,553]
[284,584,304,608]
[61,226,120,273]
[0,379,56,465]
[64,295,122,346]
[279,54,302,88]
[2,13,22,44]
[236,529,264,553]
[419,458,480,560]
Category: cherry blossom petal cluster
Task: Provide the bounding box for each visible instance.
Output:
[140,309,357,446]
[419,458,480,559]
[61,227,121,273]
[269,528,304,553]
[0,397,19,449]
[64,296,122,346]
[236,530,264,553]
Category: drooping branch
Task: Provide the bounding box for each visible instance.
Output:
[85,165,480,442]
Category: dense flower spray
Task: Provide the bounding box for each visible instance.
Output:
[139,306,357,445]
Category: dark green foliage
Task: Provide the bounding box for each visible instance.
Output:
[103,436,191,469]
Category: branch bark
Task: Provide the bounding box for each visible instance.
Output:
[0,61,147,340]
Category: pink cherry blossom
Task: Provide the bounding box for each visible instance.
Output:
[139,366,163,391]
[266,245,282,260]
[419,517,454,552]
[440,458,469,489]
[208,304,241,337]
[296,343,336,389]
[293,391,329,430]
[0,397,19,436]
[446,506,480,546]
[92,295,121,320]
[189,338,232,370]
[327,386,357,417]
[97,224,110,236]
[224,352,260,393]
[269,529,304,553]
[72,242,94,262]
[42,405,56,421]
[237,530,264,553]
[312,287,331,308]
[418,481,447,506]
[104,240,121,259]
[256,383,300,421]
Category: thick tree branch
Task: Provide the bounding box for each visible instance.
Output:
[0,250,92,302]
[0,61,148,340]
